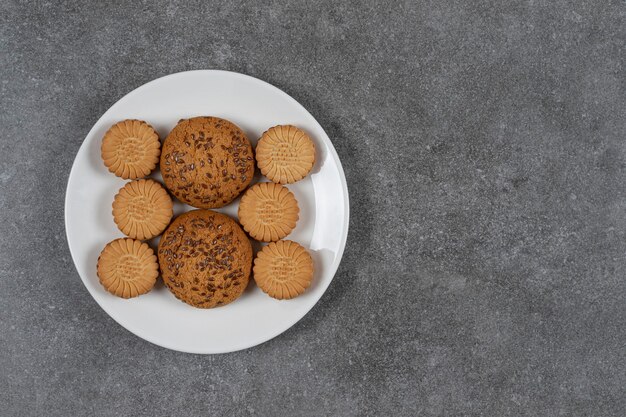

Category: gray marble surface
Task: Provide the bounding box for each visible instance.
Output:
[1,1,625,416]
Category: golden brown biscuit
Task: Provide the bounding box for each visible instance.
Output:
[253,240,314,300]
[160,117,255,208]
[101,120,161,179]
[256,125,315,184]
[158,210,253,308]
[238,182,299,242]
[112,179,173,240]
[96,238,159,299]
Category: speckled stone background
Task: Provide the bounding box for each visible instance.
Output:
[1,0,625,416]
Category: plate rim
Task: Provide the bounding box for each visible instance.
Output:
[64,69,350,354]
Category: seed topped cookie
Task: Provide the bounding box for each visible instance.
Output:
[101,119,161,179]
[256,125,315,184]
[97,238,159,299]
[238,182,299,242]
[112,179,173,240]
[158,210,253,308]
[253,240,314,300]
[160,117,255,208]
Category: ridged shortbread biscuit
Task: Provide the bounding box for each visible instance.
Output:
[96,238,159,298]
[238,182,299,242]
[101,120,161,179]
[253,240,313,300]
[112,179,173,240]
[255,125,315,184]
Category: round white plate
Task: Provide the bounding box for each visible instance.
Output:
[65,70,349,354]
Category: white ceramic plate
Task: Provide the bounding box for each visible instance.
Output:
[65,70,349,354]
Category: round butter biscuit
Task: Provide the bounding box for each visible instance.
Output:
[253,240,313,300]
[238,182,299,242]
[97,238,159,299]
[112,179,173,240]
[101,119,161,179]
[256,125,315,184]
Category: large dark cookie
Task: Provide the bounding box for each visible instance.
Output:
[158,209,253,308]
[160,116,255,208]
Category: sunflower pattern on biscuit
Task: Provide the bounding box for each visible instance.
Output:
[256,125,315,184]
[101,119,161,179]
[253,240,313,300]
[97,238,159,299]
[238,182,299,242]
[112,179,173,240]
